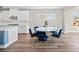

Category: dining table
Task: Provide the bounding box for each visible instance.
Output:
[36,26,59,32]
[36,26,61,40]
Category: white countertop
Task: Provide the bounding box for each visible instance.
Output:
[0,26,18,31]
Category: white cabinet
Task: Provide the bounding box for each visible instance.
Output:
[9,9,18,16]
[8,27,18,44]
[17,10,29,21]
[0,11,10,21]
[0,9,29,22]
[0,26,18,48]
[0,9,18,22]
[6,26,18,48]
[18,25,29,33]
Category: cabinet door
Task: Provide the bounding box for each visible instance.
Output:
[17,10,29,21]
[18,25,29,33]
[8,28,18,43]
[1,11,10,21]
[18,25,26,33]
[0,9,18,21]
[9,9,18,21]
[9,9,18,16]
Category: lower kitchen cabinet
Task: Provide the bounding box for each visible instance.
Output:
[18,25,29,34]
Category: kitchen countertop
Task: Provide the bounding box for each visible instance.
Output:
[0,25,18,31]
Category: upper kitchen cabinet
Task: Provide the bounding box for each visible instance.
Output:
[17,9,29,22]
[0,8,10,21]
[9,8,18,21]
[0,11,10,21]
[0,8,29,22]
[0,8,18,22]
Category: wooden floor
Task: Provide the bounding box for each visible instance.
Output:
[0,33,79,52]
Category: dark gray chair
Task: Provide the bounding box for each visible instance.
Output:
[29,28,36,37]
[51,29,62,38]
[36,31,48,41]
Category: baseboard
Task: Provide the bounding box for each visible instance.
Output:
[18,33,28,35]
[64,31,79,33]
[61,31,66,34]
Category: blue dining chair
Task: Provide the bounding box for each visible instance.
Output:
[36,31,48,41]
[51,29,62,38]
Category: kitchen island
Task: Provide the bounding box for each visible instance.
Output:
[0,26,18,48]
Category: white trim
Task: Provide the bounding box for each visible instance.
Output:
[64,31,79,33]
[0,38,18,48]
[63,31,67,34]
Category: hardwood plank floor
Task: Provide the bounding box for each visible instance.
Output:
[0,33,79,52]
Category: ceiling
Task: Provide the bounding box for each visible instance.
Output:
[3,6,65,9]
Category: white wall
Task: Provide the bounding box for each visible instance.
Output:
[29,9,63,28]
[1,6,79,33]
[0,7,63,33]
[64,6,79,33]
